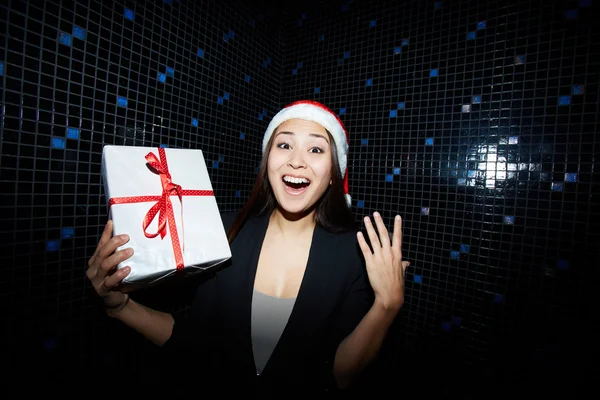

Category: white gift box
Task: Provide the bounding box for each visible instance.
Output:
[101,145,232,290]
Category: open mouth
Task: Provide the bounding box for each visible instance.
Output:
[282,175,311,194]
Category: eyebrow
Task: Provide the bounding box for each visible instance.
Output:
[276,131,330,144]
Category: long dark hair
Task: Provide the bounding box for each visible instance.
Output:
[227,129,355,243]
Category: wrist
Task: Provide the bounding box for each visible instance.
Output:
[105,293,130,318]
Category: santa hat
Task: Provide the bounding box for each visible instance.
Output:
[262,100,351,207]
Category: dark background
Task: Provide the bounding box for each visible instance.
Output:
[1,0,598,397]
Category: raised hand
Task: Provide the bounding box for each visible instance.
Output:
[357,212,409,312]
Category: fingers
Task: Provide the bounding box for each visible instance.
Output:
[103,266,131,291]
[372,212,391,250]
[96,247,134,282]
[363,215,381,252]
[392,215,402,255]
[89,220,113,267]
[356,232,374,260]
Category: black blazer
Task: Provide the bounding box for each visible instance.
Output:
[161,211,374,396]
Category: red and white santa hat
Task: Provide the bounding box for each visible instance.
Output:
[262,100,351,206]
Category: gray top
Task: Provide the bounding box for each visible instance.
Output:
[251,288,297,375]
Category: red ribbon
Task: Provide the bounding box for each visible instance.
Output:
[108,147,214,270]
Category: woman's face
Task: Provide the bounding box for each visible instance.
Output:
[267,118,333,216]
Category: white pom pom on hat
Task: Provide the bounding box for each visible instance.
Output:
[262,100,351,207]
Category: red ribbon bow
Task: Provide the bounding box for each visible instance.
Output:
[108,147,214,270]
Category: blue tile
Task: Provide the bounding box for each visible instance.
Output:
[339,108,346,115]
[450,251,460,260]
[229,30,235,39]
[361,139,368,146]
[393,167,400,175]
[504,215,515,225]
[566,9,578,19]
[341,4,349,12]
[434,2,443,10]
[51,137,65,149]
[258,114,263,121]
[320,34,325,41]
[124,8,135,21]
[166,67,174,77]
[357,200,364,208]
[66,127,80,139]
[249,19,255,27]
[46,240,60,252]
[509,136,519,144]
[572,84,584,95]
[366,78,372,86]
[558,95,571,106]
[515,55,526,64]
[421,207,429,215]
[73,26,86,40]
[402,38,409,46]
[451,316,462,326]
[197,48,205,58]
[255,167,260,174]
[159,144,168,148]
[0,61,3,76]
[394,47,402,54]
[370,20,377,27]
[164,0,172,4]
[240,132,245,140]
[343,51,350,59]
[557,259,569,270]
[297,20,303,27]
[235,190,241,197]
[430,69,438,77]
[217,97,223,105]
[472,95,481,104]
[397,102,405,109]
[301,13,307,19]
[413,275,422,284]
[467,31,476,40]
[223,32,230,42]
[212,161,219,169]
[494,294,505,304]
[218,154,225,162]
[457,178,466,186]
[385,174,393,182]
[191,118,198,127]
[223,92,229,100]
[426,137,434,146]
[117,97,128,107]
[314,87,320,94]
[297,61,303,68]
[58,32,72,46]
[580,0,591,6]
[441,321,451,332]
[477,21,487,30]
[389,110,397,118]
[564,173,577,182]
[61,227,74,239]
[245,75,251,83]
[292,69,297,75]
[460,244,470,253]
[551,182,563,191]
[467,170,476,178]
[157,72,166,83]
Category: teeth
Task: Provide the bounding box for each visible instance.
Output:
[283,176,309,184]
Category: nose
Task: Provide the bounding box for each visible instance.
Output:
[287,148,306,169]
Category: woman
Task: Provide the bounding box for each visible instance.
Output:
[86,100,409,394]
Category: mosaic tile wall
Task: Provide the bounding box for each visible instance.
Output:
[277,0,599,395]
[2,0,598,396]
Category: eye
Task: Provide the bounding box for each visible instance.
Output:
[277,142,291,149]
[309,147,324,154]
